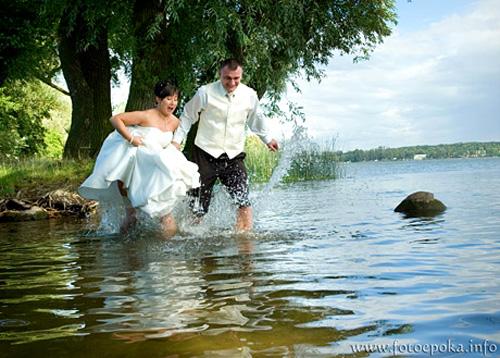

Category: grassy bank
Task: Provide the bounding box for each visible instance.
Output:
[0,158,93,199]
[1,137,341,199]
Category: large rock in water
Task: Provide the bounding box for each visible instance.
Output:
[394,191,446,217]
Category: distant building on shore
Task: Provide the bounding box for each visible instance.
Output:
[413,154,427,160]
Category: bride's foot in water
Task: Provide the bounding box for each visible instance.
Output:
[161,214,177,238]
[120,207,137,234]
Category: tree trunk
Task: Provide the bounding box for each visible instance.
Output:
[125,0,173,111]
[59,9,112,159]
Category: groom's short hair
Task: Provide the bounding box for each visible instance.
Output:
[220,58,242,71]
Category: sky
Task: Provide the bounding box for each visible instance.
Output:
[112,0,500,151]
[276,0,500,151]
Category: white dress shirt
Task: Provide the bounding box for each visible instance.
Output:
[173,80,273,159]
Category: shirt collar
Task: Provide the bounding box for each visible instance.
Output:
[217,80,239,99]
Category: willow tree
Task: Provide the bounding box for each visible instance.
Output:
[2,0,397,158]
[124,0,397,103]
[122,0,396,154]
[124,0,205,111]
[0,1,59,87]
[1,0,130,158]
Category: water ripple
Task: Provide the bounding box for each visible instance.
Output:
[1,158,499,355]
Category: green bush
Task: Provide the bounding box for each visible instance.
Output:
[42,128,65,159]
[0,79,69,160]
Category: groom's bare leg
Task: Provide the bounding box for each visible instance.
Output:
[236,206,253,232]
[161,214,177,238]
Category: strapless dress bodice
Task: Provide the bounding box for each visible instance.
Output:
[130,126,173,149]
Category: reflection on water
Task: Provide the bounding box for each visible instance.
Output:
[1,158,500,356]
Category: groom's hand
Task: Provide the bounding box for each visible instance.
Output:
[171,141,181,150]
[267,139,279,152]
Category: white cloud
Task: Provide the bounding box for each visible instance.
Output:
[282,0,500,150]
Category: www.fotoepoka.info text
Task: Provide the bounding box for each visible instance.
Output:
[350,339,498,356]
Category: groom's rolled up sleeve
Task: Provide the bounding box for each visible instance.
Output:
[247,97,274,145]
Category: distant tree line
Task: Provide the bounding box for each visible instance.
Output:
[336,142,500,162]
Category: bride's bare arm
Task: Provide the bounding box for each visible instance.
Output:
[110,111,148,146]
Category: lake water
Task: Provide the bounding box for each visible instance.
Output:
[1,158,499,357]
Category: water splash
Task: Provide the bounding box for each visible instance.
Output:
[96,201,126,234]
[173,123,315,234]
[174,190,236,236]
[87,198,164,237]
[86,123,321,236]
[252,123,312,209]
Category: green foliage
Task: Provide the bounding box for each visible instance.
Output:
[338,142,500,162]
[162,0,397,100]
[0,0,59,85]
[0,92,24,159]
[2,0,397,158]
[41,85,71,159]
[245,135,341,183]
[245,135,280,182]
[42,128,65,159]
[0,79,68,160]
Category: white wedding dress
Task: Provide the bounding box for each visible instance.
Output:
[79,126,200,217]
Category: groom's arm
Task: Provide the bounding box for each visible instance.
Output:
[247,92,279,152]
[172,87,206,149]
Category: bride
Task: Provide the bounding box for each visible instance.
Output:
[79,80,200,236]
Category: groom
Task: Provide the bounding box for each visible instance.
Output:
[172,58,279,231]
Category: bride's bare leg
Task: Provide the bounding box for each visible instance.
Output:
[120,206,137,234]
[161,214,177,238]
[118,181,136,234]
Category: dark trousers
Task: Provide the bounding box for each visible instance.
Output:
[189,146,251,216]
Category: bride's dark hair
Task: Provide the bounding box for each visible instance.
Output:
[154,79,180,99]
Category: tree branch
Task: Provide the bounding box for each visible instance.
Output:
[37,76,70,96]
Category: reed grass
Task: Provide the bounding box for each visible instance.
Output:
[245,135,342,183]
[283,148,342,183]
[244,136,280,183]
